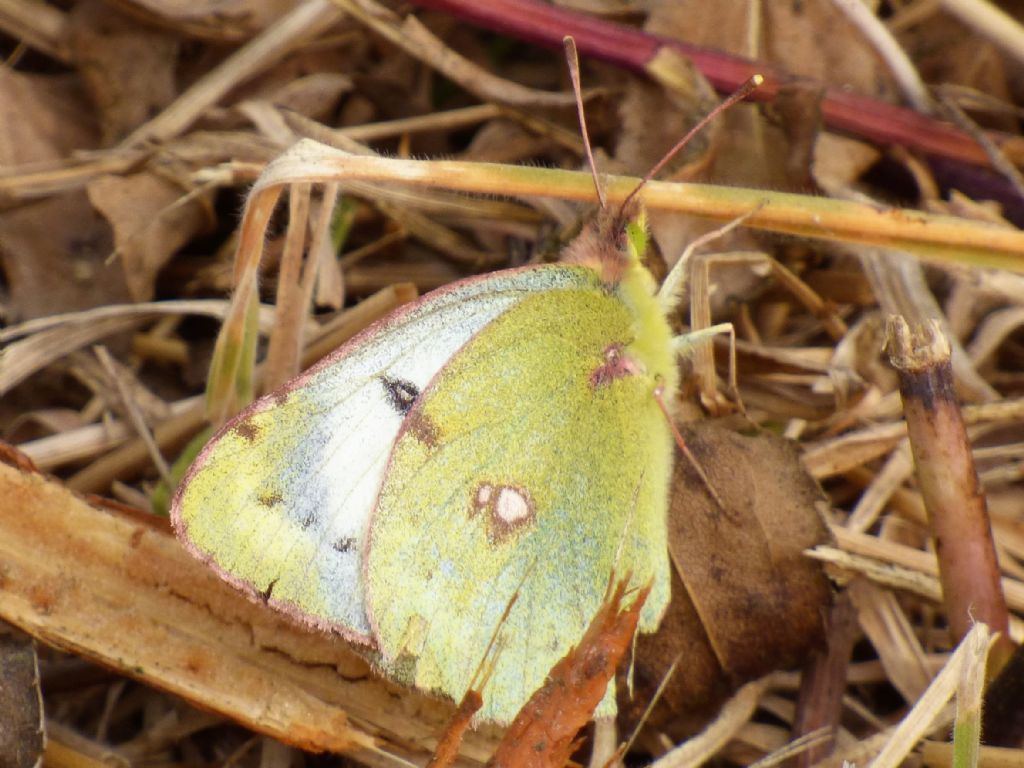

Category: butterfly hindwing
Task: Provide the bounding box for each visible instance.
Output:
[171,265,601,641]
[365,272,674,723]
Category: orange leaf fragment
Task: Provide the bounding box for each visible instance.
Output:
[489,577,651,768]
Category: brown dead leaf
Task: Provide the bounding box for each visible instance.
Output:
[615,52,721,181]
[641,0,893,199]
[489,580,650,768]
[0,192,128,323]
[462,119,562,166]
[0,623,44,768]
[648,0,891,95]
[0,71,98,167]
[622,420,833,738]
[86,172,212,302]
[898,13,1015,132]
[247,73,355,124]
[67,0,180,144]
[813,134,883,192]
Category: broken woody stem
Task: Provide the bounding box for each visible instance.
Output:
[886,317,1010,652]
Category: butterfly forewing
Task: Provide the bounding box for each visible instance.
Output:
[365,273,674,724]
[171,266,600,641]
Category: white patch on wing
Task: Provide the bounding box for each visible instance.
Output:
[270,267,597,635]
[495,488,530,525]
[475,483,493,506]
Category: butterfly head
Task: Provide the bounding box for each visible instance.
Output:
[560,201,651,289]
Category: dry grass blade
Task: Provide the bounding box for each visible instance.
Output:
[652,677,770,767]
[337,0,580,109]
[120,0,344,146]
[870,623,994,768]
[246,141,1024,270]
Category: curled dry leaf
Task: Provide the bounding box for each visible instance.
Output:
[87,172,213,302]
[620,420,833,738]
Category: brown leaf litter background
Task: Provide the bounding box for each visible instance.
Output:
[2,0,1024,766]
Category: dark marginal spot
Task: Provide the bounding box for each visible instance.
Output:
[257,490,283,508]
[380,375,420,415]
[332,537,357,553]
[233,420,260,443]
[407,411,440,448]
[300,512,317,529]
[259,578,278,602]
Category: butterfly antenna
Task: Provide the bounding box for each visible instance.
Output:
[564,36,608,211]
[619,74,764,216]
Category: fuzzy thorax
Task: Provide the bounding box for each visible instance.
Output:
[561,206,680,405]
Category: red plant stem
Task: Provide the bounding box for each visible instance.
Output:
[410,0,993,167]
[886,317,1010,646]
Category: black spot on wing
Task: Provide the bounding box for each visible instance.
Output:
[380,375,420,415]
[332,537,357,553]
[257,490,283,508]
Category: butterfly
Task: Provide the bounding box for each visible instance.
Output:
[171,46,750,725]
